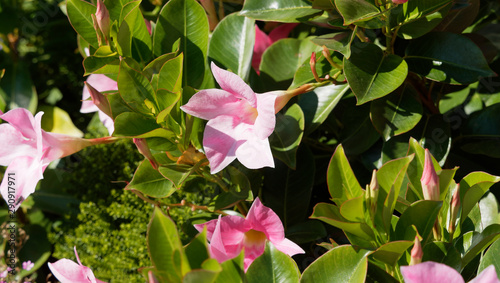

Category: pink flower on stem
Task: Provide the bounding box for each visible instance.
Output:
[421,149,440,201]
[253,23,298,73]
[81,74,117,135]
[194,197,304,271]
[0,108,116,210]
[401,261,500,283]
[48,247,106,283]
[22,260,34,271]
[180,62,278,174]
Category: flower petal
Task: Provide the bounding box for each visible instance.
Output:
[48,259,96,283]
[194,218,219,241]
[252,25,272,72]
[243,238,266,272]
[0,108,38,140]
[98,111,114,135]
[181,89,244,120]
[470,265,500,283]
[235,136,274,170]
[272,238,305,257]
[400,262,465,283]
[245,198,284,243]
[208,216,232,263]
[203,116,242,173]
[0,124,38,166]
[210,62,257,108]
[81,74,117,114]
[253,92,277,139]
[268,23,298,43]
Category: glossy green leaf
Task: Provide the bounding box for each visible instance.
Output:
[0,61,38,113]
[38,105,83,137]
[269,104,305,169]
[263,146,315,227]
[478,238,500,275]
[460,224,500,268]
[289,51,344,89]
[370,240,413,266]
[66,0,98,48]
[286,220,327,244]
[157,53,183,93]
[394,200,442,243]
[370,84,423,141]
[118,60,158,114]
[394,0,452,26]
[397,8,449,39]
[185,227,210,270]
[420,115,452,166]
[459,172,500,225]
[153,0,208,88]
[214,252,245,283]
[147,206,190,282]
[213,167,252,211]
[300,245,369,283]
[126,157,175,198]
[311,31,356,59]
[247,242,301,283]
[208,13,254,81]
[107,92,133,119]
[158,164,196,189]
[340,101,381,155]
[327,144,363,206]
[117,1,152,63]
[83,46,120,75]
[113,112,163,137]
[345,42,408,105]
[311,203,375,241]
[156,90,181,124]
[240,0,323,22]
[335,0,385,28]
[142,53,177,80]
[298,84,350,135]
[405,32,495,84]
[260,38,321,90]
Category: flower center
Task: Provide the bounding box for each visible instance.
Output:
[243,229,267,247]
[240,100,259,124]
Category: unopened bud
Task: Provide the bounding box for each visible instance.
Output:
[448,184,461,233]
[421,149,440,201]
[96,0,110,40]
[133,138,159,170]
[84,82,112,118]
[369,169,378,215]
[91,14,103,46]
[310,52,321,82]
[392,0,408,4]
[409,235,423,266]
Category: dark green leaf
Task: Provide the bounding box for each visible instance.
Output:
[117,1,152,63]
[126,157,175,198]
[311,31,356,59]
[335,0,385,28]
[0,61,38,113]
[394,200,442,243]
[370,240,413,266]
[240,0,323,22]
[118,60,158,114]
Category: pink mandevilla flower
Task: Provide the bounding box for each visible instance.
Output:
[81,74,117,135]
[0,108,113,210]
[181,62,278,174]
[401,261,500,283]
[48,247,106,283]
[22,260,34,271]
[194,197,304,271]
[253,23,298,73]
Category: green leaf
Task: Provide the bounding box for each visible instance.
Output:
[156,89,181,124]
[184,227,210,270]
[117,1,152,63]
[340,101,380,155]
[397,8,450,39]
[340,196,365,223]
[311,31,356,59]
[157,53,183,93]
[478,238,500,275]
[126,157,175,198]
[394,200,442,243]
[208,13,254,81]
[83,46,120,75]
[344,42,408,105]
[370,240,413,266]
[405,32,495,84]
[214,252,245,283]
[459,172,500,225]
[213,167,252,210]
[289,51,344,89]
[247,242,301,283]
[263,146,315,227]
[370,84,423,141]
[118,60,158,114]
[394,0,452,26]
[66,0,99,48]
[286,220,327,244]
[38,105,83,137]
[153,0,208,88]
[143,52,177,80]
[240,0,323,22]
[327,144,363,206]
[269,104,305,169]
[300,245,369,283]
[298,84,349,135]
[147,206,190,282]
[335,0,385,28]
[113,112,160,137]
[460,224,500,268]
[260,38,321,90]
[0,61,38,113]
[107,92,133,119]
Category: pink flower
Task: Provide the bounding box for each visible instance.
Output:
[0,267,11,278]
[81,74,117,135]
[95,0,110,39]
[180,62,278,173]
[48,247,106,283]
[253,23,298,73]
[194,197,304,271]
[421,149,439,201]
[0,108,114,210]
[392,0,408,3]
[22,260,34,271]
[401,262,500,283]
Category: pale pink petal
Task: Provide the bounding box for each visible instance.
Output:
[48,259,97,283]
[208,216,233,263]
[41,132,93,162]
[252,25,272,72]
[194,218,219,241]
[210,62,257,108]
[245,198,284,243]
[470,265,500,283]
[401,262,465,283]
[180,89,245,120]
[81,74,117,114]
[98,111,114,135]
[253,92,277,139]
[0,108,38,140]
[268,23,298,43]
[243,239,266,272]
[203,116,241,174]
[235,136,274,170]
[0,155,45,211]
[272,238,305,257]
[0,124,38,166]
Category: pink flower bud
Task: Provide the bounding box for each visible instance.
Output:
[448,184,461,233]
[421,149,440,201]
[84,82,112,118]
[133,138,158,170]
[392,0,408,4]
[96,0,110,39]
[410,236,423,265]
